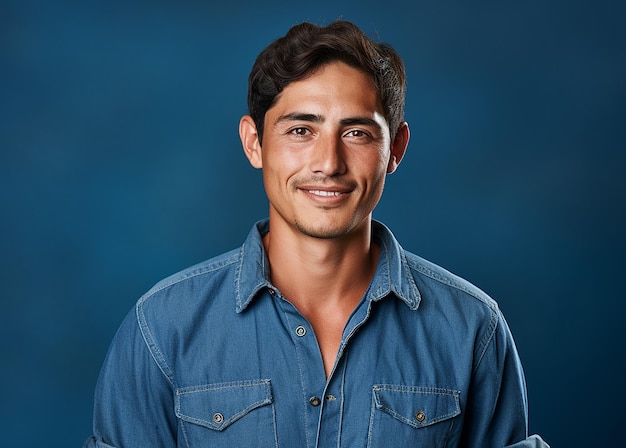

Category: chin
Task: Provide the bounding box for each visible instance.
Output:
[294,219,359,240]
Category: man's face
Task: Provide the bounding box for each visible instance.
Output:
[245,61,402,240]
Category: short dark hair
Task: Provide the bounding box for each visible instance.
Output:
[247,20,407,143]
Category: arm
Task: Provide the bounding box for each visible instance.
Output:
[84,310,178,447]
[461,311,548,447]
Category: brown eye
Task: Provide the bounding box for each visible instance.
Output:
[345,129,371,139]
[289,127,310,137]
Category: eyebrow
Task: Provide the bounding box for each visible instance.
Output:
[275,112,323,125]
[274,112,382,131]
[339,117,381,130]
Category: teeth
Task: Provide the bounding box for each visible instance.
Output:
[309,190,342,197]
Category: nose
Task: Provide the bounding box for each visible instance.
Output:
[309,134,347,176]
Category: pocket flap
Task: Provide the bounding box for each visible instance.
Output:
[373,385,460,429]
[175,380,273,431]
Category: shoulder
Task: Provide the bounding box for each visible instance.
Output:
[372,220,499,316]
[401,250,511,364]
[404,251,499,313]
[136,247,241,316]
[127,248,244,379]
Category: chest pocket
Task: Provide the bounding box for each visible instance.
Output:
[368,385,461,448]
[175,379,277,447]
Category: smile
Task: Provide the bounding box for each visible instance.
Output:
[307,190,345,197]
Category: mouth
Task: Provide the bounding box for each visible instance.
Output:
[306,190,346,197]
[297,184,354,205]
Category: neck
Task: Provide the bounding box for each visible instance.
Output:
[263,218,378,314]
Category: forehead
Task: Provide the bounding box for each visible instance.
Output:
[269,62,383,118]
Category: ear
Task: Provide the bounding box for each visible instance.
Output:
[387,121,410,174]
[239,115,263,169]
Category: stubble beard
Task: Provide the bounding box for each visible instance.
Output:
[287,175,381,240]
[294,217,356,240]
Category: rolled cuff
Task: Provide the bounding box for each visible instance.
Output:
[505,434,550,448]
[82,436,116,448]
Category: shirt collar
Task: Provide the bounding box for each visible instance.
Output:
[235,219,421,313]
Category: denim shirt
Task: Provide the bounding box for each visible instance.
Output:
[85,219,548,448]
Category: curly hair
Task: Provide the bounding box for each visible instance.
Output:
[247,20,406,143]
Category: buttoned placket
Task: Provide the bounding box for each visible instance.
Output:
[269,285,374,448]
[269,286,326,448]
[315,294,373,448]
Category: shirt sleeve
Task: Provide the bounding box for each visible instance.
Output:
[504,434,551,448]
[460,310,542,448]
[85,308,178,447]
[82,436,116,447]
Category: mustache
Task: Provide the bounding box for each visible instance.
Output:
[291,175,357,190]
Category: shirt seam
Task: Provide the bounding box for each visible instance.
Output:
[134,252,241,390]
[408,260,498,312]
[406,258,500,372]
[136,302,177,388]
[139,251,240,306]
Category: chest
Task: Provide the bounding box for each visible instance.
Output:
[168,296,475,447]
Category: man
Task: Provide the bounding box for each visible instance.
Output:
[84,20,548,447]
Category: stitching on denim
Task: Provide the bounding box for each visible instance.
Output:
[398,245,421,309]
[271,393,279,448]
[366,390,376,448]
[176,379,272,394]
[234,242,272,313]
[379,405,459,427]
[371,221,421,309]
[379,239,391,295]
[179,418,191,448]
[281,305,312,448]
[177,397,273,429]
[234,243,245,310]
[175,380,273,429]
[137,251,240,309]
[408,256,498,313]
[367,233,390,301]
[136,302,176,388]
[336,360,347,448]
[473,307,499,373]
[372,385,461,428]
[373,385,460,395]
[370,235,419,307]
[406,253,502,375]
[134,251,241,389]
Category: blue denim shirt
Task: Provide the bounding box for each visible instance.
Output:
[85,220,548,448]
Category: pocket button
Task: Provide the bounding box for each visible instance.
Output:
[213,412,224,424]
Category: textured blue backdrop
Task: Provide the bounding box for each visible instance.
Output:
[1,1,624,446]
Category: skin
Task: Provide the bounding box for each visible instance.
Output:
[240,61,410,377]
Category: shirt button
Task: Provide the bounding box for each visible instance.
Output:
[295,325,307,337]
[213,412,224,424]
[268,288,276,296]
[309,396,321,407]
[415,411,426,423]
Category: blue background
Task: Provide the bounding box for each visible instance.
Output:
[1,0,624,446]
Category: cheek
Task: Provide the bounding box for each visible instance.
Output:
[365,162,390,200]
[356,145,390,169]
[359,155,389,184]
[369,171,387,196]
[261,154,299,194]
[265,150,308,181]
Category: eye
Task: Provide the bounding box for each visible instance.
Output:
[344,129,371,139]
[288,127,311,137]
